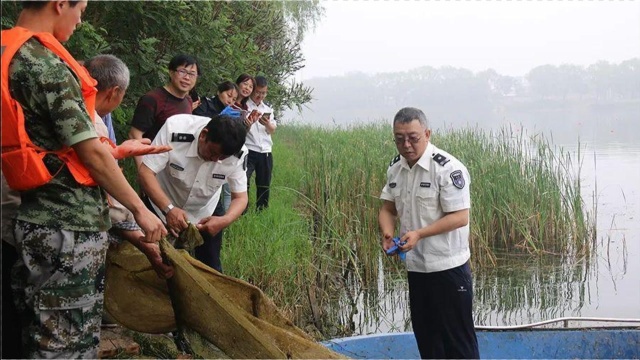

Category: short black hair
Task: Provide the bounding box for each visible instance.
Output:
[22,1,80,9]
[254,76,268,88]
[204,115,247,155]
[217,80,238,94]
[168,54,200,75]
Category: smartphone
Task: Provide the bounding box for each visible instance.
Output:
[189,89,199,102]
[262,112,272,119]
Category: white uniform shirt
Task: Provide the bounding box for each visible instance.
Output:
[142,114,248,223]
[380,142,471,273]
[245,98,276,153]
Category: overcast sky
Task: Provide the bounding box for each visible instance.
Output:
[298,1,640,79]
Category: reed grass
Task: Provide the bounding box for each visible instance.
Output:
[121,121,595,346]
[222,122,594,335]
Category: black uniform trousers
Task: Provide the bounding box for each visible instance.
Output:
[246,150,273,210]
[408,261,479,359]
[194,199,225,273]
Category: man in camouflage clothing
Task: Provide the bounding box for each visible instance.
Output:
[4,2,167,358]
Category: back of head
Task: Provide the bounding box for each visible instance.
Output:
[84,54,130,92]
[21,1,80,10]
[394,107,429,129]
[168,54,200,75]
[204,115,247,155]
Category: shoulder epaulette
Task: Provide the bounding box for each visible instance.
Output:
[234,150,244,159]
[432,153,450,166]
[389,154,401,167]
[171,133,195,142]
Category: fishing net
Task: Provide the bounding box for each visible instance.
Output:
[104,228,343,359]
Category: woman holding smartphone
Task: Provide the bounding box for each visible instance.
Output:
[193,80,239,117]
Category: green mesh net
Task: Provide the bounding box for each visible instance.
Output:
[104,232,344,359]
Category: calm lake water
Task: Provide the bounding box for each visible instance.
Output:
[333,106,640,335]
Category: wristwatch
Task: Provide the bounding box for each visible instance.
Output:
[161,203,175,215]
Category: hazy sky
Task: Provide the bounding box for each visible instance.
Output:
[299,1,640,79]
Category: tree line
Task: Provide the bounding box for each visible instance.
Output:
[1,0,323,136]
[289,58,639,127]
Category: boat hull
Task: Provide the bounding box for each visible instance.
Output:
[323,328,640,359]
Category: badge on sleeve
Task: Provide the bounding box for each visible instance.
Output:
[450,170,465,189]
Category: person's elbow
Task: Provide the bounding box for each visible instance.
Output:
[450,208,470,228]
[72,138,112,170]
[137,164,156,187]
[230,191,248,207]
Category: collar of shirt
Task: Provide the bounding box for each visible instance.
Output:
[247,97,273,113]
[185,124,206,159]
[399,142,435,171]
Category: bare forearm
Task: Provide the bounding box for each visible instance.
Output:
[219,192,248,227]
[128,127,145,168]
[416,209,469,239]
[138,164,172,210]
[265,121,276,134]
[378,201,397,236]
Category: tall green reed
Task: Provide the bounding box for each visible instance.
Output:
[219,121,594,338]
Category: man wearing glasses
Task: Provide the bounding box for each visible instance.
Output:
[138,114,249,273]
[129,54,200,144]
[378,107,479,359]
[245,76,277,210]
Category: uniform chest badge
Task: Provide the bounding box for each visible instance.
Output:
[212,174,225,180]
[170,163,185,171]
[420,182,431,188]
[389,182,397,188]
[450,170,465,189]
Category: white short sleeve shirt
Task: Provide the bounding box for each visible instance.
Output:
[245,98,276,153]
[380,143,471,273]
[142,114,248,223]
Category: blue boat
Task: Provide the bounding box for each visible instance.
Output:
[323,317,640,359]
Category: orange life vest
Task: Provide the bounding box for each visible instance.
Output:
[1,26,99,191]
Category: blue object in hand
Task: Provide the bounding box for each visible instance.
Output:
[220,106,242,118]
[386,237,407,261]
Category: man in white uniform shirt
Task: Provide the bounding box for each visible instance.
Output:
[378,107,479,359]
[138,114,248,272]
[245,76,277,210]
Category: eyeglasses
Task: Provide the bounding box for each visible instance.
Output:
[254,90,268,96]
[174,69,198,79]
[201,141,231,161]
[394,135,422,145]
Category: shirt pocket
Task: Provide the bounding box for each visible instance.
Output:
[202,175,226,198]
[169,163,189,185]
[416,186,439,211]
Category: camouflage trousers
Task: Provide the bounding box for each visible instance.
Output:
[11,220,108,359]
